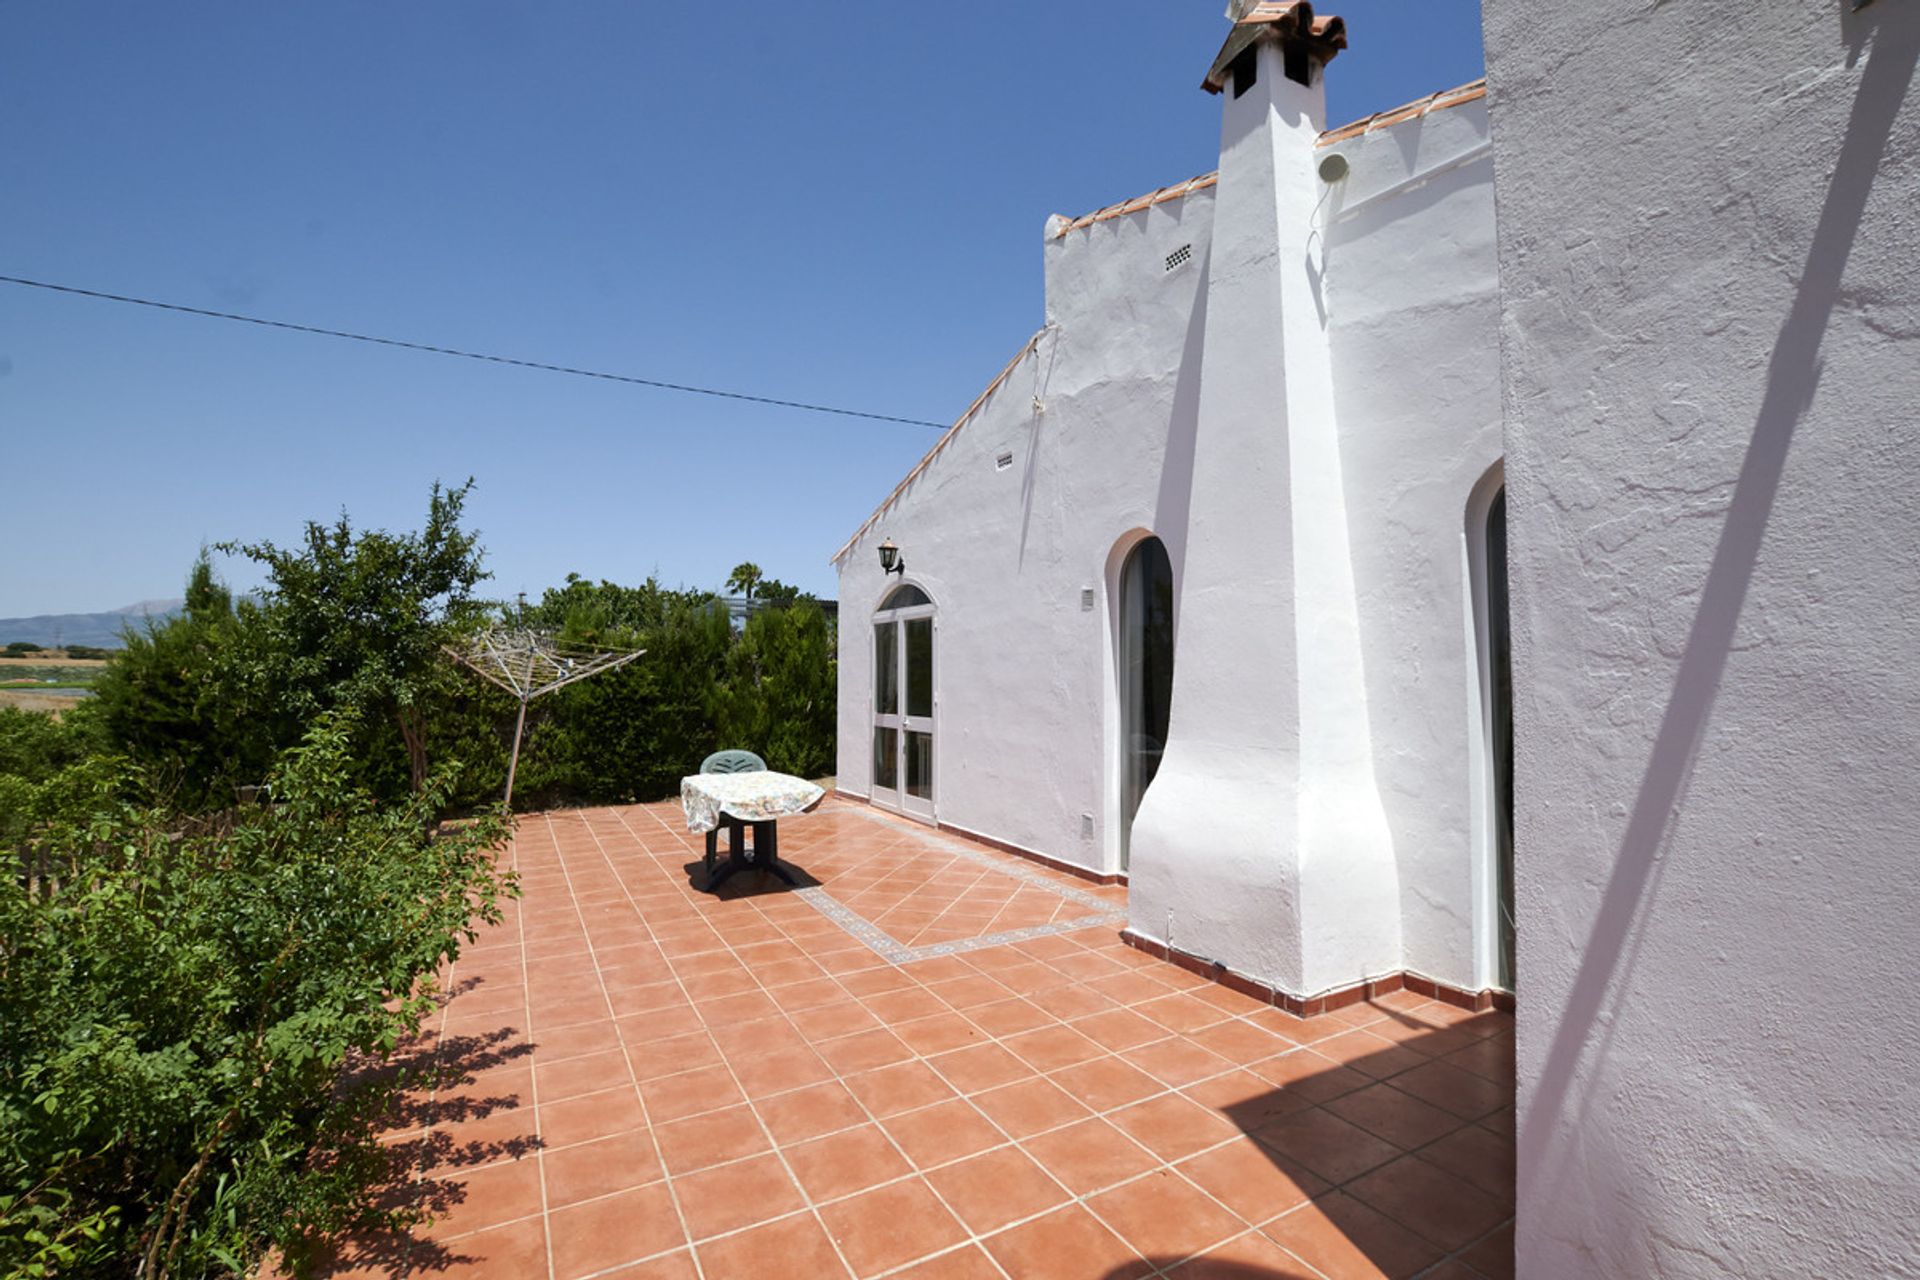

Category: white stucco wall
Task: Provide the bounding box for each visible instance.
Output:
[835,37,1506,1000]
[1321,101,1505,992]
[833,185,1216,872]
[1482,2,1920,1275]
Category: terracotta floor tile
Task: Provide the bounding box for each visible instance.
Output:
[543,1128,665,1208]
[1383,1059,1512,1121]
[709,1015,811,1060]
[842,1060,959,1118]
[816,1178,970,1278]
[626,1030,722,1082]
[982,1203,1152,1280]
[1163,1228,1320,1279]
[1457,1219,1516,1280]
[784,1124,914,1202]
[1177,1137,1324,1225]
[757,1079,871,1146]
[1253,1048,1373,1103]
[881,1099,1010,1169]
[549,1181,688,1280]
[425,1215,550,1280]
[791,1000,884,1043]
[536,1048,633,1102]
[884,1243,1005,1280]
[653,1103,771,1174]
[695,989,782,1024]
[641,1067,744,1125]
[1024,982,1116,1021]
[1253,1106,1401,1186]
[1002,1024,1107,1072]
[1072,1007,1172,1052]
[1087,1166,1246,1261]
[1020,1118,1162,1196]
[1261,1192,1440,1280]
[1324,1083,1465,1150]
[1190,1017,1293,1067]
[964,997,1055,1038]
[539,1086,646,1149]
[894,1013,992,1056]
[817,1028,916,1076]
[1440,1034,1515,1087]
[1126,1036,1236,1089]
[1138,992,1233,1033]
[970,1076,1094,1140]
[429,1156,544,1239]
[730,1044,836,1096]
[924,1146,1069,1235]
[926,1042,1034,1095]
[1313,1030,1429,1081]
[1344,1154,1510,1251]
[1108,1093,1239,1162]
[1417,1123,1514,1205]
[674,1151,808,1241]
[1048,1055,1165,1112]
[600,1248,699,1279]
[533,1018,624,1062]
[694,1211,851,1280]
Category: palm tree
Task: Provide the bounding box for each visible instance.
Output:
[726,562,763,600]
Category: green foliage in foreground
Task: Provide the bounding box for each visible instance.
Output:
[0,716,513,1279]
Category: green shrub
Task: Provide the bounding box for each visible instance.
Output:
[3,643,43,658]
[0,715,512,1278]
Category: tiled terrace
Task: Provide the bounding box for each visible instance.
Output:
[342,799,1514,1280]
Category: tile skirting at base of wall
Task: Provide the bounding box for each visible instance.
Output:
[831,790,1128,887]
[1119,928,1516,1019]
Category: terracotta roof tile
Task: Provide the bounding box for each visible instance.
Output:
[1047,78,1486,238]
[1048,173,1219,240]
[1203,1,1348,94]
[1315,78,1487,146]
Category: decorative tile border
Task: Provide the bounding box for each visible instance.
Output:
[798,805,1125,965]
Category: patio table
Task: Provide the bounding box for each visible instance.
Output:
[679,769,825,892]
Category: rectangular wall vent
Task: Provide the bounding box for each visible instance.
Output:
[995,450,1014,471]
[1080,587,1096,611]
[1164,243,1193,272]
[1080,813,1095,839]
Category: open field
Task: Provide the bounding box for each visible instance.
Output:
[0,655,108,713]
[0,689,83,715]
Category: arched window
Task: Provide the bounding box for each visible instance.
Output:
[1119,537,1175,869]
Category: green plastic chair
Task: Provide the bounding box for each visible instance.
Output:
[700,750,768,889]
[700,749,767,774]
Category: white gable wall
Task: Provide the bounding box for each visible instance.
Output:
[833,190,1216,870]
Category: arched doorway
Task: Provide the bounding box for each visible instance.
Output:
[872,582,936,822]
[1118,537,1175,870]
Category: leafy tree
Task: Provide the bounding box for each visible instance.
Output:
[724,562,763,600]
[0,715,512,1278]
[62,646,112,661]
[712,601,836,778]
[219,480,489,795]
[91,554,272,810]
[3,642,43,657]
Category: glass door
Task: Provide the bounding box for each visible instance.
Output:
[871,585,935,821]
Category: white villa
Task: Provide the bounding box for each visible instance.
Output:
[834,0,1920,1274]
[833,2,1511,1013]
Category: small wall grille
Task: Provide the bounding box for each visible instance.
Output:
[1164,243,1193,272]
[995,450,1014,471]
[1081,587,1096,611]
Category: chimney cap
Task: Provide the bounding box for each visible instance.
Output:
[1202,1,1348,94]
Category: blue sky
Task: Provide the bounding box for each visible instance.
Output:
[0,2,1484,615]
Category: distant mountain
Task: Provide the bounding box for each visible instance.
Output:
[0,599,184,649]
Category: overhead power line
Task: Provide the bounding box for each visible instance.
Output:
[0,273,948,429]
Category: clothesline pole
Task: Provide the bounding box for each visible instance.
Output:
[503,694,530,813]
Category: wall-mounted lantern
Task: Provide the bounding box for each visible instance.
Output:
[878,538,905,577]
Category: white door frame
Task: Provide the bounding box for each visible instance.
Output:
[871,588,936,823]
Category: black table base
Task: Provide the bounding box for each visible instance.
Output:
[702,818,797,892]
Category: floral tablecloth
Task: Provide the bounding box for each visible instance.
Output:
[680,770,826,834]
